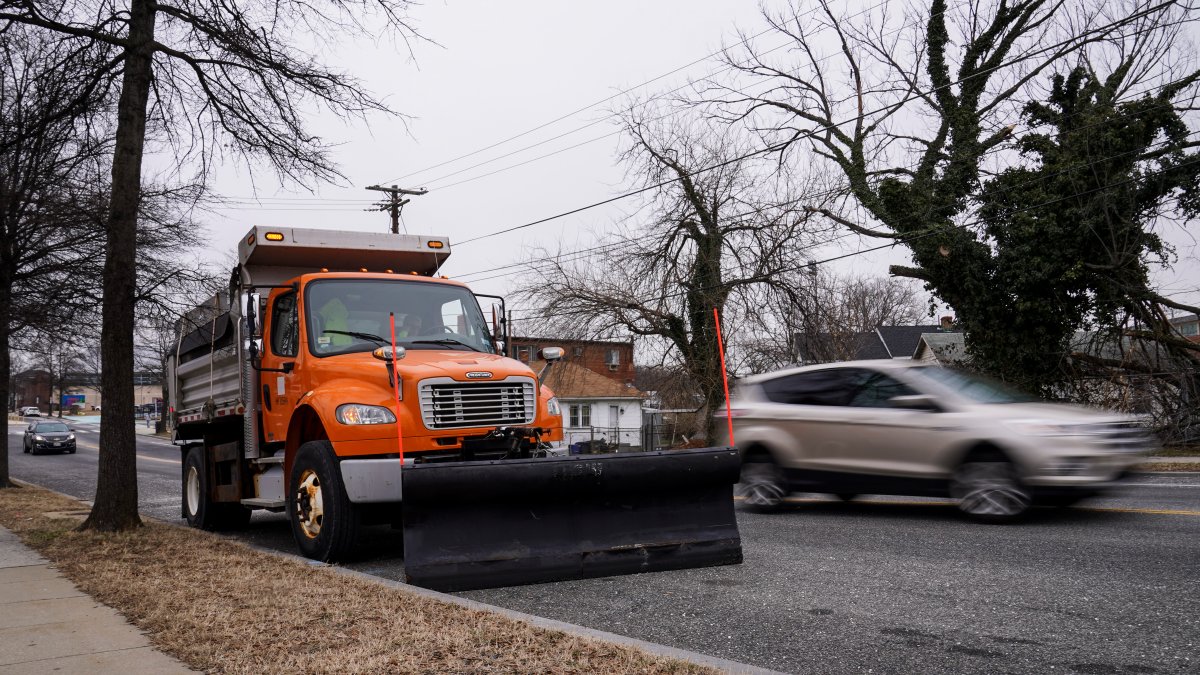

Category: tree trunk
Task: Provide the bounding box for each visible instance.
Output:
[81,0,156,531]
[0,276,12,489]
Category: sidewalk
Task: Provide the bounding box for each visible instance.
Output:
[0,526,195,674]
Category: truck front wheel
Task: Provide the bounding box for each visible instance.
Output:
[182,446,251,530]
[288,440,359,562]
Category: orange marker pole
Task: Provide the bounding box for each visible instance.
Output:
[713,307,735,447]
[389,312,405,462]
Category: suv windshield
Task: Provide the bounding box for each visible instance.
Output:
[908,366,1037,404]
[305,279,495,357]
[36,423,69,433]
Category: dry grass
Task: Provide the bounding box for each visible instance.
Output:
[0,485,715,675]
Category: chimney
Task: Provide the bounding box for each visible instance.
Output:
[940,316,954,331]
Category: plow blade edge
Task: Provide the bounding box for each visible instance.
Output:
[401,447,743,591]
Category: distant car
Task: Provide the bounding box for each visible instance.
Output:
[729,361,1155,521]
[18,406,41,417]
[23,420,76,455]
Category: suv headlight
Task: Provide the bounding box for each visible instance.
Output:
[335,404,396,425]
[546,396,562,417]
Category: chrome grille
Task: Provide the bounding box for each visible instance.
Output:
[418,378,536,429]
[1090,422,1156,452]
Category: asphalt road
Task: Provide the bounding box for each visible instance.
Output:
[7,419,1199,674]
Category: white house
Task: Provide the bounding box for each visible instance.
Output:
[536,359,645,451]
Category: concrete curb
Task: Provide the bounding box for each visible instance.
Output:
[10,479,780,675]
[251,543,785,675]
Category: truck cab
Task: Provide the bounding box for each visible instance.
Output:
[257,270,562,463]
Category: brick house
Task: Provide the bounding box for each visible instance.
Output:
[509,337,635,385]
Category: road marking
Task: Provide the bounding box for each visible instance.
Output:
[72,440,179,466]
[1076,506,1200,516]
[1118,483,1200,488]
[736,496,1200,517]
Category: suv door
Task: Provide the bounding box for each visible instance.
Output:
[757,368,861,475]
[835,368,953,482]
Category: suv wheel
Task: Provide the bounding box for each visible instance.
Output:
[739,454,787,512]
[951,459,1030,522]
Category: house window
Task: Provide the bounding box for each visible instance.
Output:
[606,349,620,370]
[573,346,584,357]
[517,346,532,362]
[1181,321,1199,336]
[569,404,591,428]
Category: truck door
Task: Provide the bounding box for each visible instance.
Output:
[260,290,301,444]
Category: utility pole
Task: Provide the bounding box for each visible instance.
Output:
[365,184,427,234]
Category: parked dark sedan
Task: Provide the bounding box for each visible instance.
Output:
[22,421,76,455]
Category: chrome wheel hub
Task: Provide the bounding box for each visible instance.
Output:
[294,469,325,539]
[185,465,201,517]
[953,462,1030,517]
[739,461,786,508]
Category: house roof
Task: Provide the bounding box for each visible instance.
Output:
[873,325,961,358]
[914,332,968,364]
[534,360,645,399]
[853,332,893,360]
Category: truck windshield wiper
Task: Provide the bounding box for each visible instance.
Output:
[410,338,481,352]
[323,329,387,344]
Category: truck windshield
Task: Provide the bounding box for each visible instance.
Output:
[305,279,495,356]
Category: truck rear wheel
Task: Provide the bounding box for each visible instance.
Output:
[183,446,252,530]
[288,440,359,562]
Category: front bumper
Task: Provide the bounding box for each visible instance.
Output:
[33,440,75,452]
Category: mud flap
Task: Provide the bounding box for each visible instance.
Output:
[401,447,743,591]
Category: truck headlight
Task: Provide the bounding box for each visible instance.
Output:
[546,396,562,416]
[335,404,396,425]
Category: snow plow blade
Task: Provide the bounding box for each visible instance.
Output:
[401,447,743,591]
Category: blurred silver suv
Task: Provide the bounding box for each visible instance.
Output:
[729,361,1154,520]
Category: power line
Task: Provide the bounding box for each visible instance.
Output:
[453,123,1200,284]
[494,155,1200,323]
[374,0,915,187]
[453,9,1196,251]
[412,0,948,193]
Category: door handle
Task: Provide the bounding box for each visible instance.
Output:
[262,384,272,411]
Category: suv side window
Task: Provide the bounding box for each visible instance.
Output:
[270,292,299,357]
[761,370,858,406]
[846,370,919,408]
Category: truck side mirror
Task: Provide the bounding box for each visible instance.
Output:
[243,291,262,336]
[540,347,564,361]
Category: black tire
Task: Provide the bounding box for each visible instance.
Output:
[183,446,252,530]
[738,452,788,512]
[23,440,29,454]
[834,493,858,502]
[287,440,359,562]
[951,456,1030,523]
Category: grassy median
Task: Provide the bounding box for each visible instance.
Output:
[0,485,713,675]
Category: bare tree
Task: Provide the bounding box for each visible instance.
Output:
[742,271,927,371]
[0,1,425,528]
[707,0,1200,396]
[0,25,113,487]
[516,106,832,444]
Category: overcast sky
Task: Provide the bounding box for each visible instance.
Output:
[199,0,1199,312]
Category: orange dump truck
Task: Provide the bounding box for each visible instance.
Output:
[167,227,741,590]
